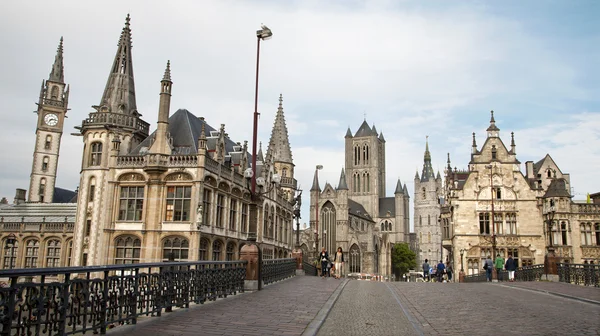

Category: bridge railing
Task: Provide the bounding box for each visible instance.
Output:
[302,261,318,276]
[463,264,545,282]
[0,260,246,335]
[557,263,600,287]
[262,258,296,285]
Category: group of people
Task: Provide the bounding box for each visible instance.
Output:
[318,247,344,279]
[421,259,454,282]
[483,253,517,282]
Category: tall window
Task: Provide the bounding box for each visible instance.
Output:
[263,207,270,238]
[422,188,426,199]
[44,135,52,150]
[118,186,144,221]
[241,203,248,233]
[199,238,209,260]
[66,240,73,266]
[443,219,450,239]
[560,222,568,245]
[229,199,237,231]
[468,259,479,275]
[203,189,212,226]
[212,240,223,260]
[114,236,141,264]
[215,194,225,228]
[39,178,46,202]
[162,237,189,261]
[364,172,370,192]
[494,213,503,234]
[506,213,517,235]
[42,156,49,171]
[354,145,361,166]
[479,213,490,234]
[282,168,288,177]
[491,145,497,160]
[226,242,235,261]
[85,220,91,236]
[581,223,592,246]
[496,188,502,200]
[25,240,40,268]
[90,142,103,166]
[3,241,18,269]
[165,186,192,221]
[88,183,96,202]
[349,244,360,273]
[321,202,336,253]
[45,239,61,268]
[428,215,431,225]
[269,206,275,238]
[507,248,519,267]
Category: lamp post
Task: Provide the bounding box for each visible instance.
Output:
[544,203,557,280]
[459,248,465,282]
[314,165,323,255]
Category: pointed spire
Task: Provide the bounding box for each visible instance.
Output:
[257,141,264,162]
[447,152,452,171]
[510,131,516,153]
[163,60,171,81]
[311,169,321,192]
[403,183,409,196]
[337,168,348,190]
[372,124,378,136]
[486,110,500,135]
[436,171,441,180]
[345,127,353,138]
[265,94,293,164]
[99,14,137,115]
[415,170,420,180]
[472,132,478,154]
[394,179,403,194]
[48,37,64,83]
[421,136,435,182]
[379,132,385,142]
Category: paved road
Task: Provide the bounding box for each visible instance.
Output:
[108,276,342,336]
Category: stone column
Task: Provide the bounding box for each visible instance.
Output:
[542,247,560,281]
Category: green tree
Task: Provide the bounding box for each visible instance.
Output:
[391,243,417,280]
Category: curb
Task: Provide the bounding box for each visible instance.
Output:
[302,278,349,336]
[500,284,600,306]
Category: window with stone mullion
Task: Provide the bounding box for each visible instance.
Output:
[118,186,144,221]
[45,240,61,268]
[25,240,39,268]
[229,199,237,231]
[165,186,192,222]
[215,194,225,228]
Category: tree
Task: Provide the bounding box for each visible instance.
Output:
[391,243,417,280]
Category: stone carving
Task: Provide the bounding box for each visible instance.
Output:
[165,172,192,181]
[118,173,145,182]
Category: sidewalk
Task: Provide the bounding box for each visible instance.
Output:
[501,281,600,304]
[107,276,342,336]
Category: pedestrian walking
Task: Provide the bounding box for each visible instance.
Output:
[495,253,505,281]
[422,259,430,282]
[484,255,493,282]
[333,247,344,279]
[447,263,453,282]
[505,254,517,281]
[319,248,329,278]
[436,260,446,283]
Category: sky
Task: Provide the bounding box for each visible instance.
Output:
[0,0,599,226]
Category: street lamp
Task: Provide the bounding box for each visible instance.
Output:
[314,165,323,255]
[544,201,557,280]
[292,189,303,247]
[4,233,17,269]
[459,248,465,282]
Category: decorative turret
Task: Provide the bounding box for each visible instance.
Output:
[420,136,435,182]
[311,169,321,192]
[148,61,173,155]
[345,127,353,138]
[472,132,478,154]
[337,168,348,190]
[379,132,385,142]
[447,153,452,171]
[510,131,516,154]
[257,142,264,162]
[394,179,403,194]
[486,110,500,138]
[197,117,207,151]
[49,37,64,83]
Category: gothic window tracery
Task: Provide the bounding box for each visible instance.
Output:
[321,202,336,253]
[349,244,360,273]
[90,142,103,166]
[226,242,236,261]
[162,237,189,261]
[45,239,61,268]
[212,240,223,260]
[24,240,39,268]
[199,238,209,260]
[114,236,141,264]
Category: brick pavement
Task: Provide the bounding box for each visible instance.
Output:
[388,282,600,336]
[107,276,342,336]
[500,281,600,303]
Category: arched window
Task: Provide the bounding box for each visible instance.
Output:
[88,177,96,202]
[263,206,270,238]
[388,222,392,231]
[560,222,568,246]
[422,188,426,199]
[269,206,275,238]
[25,240,40,268]
[44,135,52,150]
[581,223,592,246]
[547,170,552,178]
[321,202,336,253]
[51,86,59,99]
[42,156,49,171]
[381,223,384,231]
[363,144,369,164]
[3,239,18,269]
[349,244,361,273]
[115,236,141,264]
[212,240,223,260]
[357,174,361,192]
[364,172,370,192]
[491,145,497,160]
[199,238,209,260]
[45,239,61,267]
[162,237,189,261]
[226,242,235,261]
[354,145,361,166]
[90,142,103,166]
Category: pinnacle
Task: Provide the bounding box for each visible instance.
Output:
[163,60,171,81]
[48,37,64,83]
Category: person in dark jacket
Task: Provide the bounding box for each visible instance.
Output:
[436,260,446,283]
[505,254,517,282]
[319,248,329,278]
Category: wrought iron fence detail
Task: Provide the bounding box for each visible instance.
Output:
[262,259,296,285]
[463,264,545,282]
[302,262,317,276]
[0,260,246,335]
[463,273,487,282]
[557,263,600,287]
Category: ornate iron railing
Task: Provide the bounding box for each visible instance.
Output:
[0,260,246,335]
[463,264,545,282]
[302,261,318,276]
[261,259,296,285]
[557,263,600,287]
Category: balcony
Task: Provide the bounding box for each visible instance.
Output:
[0,222,74,233]
[280,177,297,190]
[81,112,149,136]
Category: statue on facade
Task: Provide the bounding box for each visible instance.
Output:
[292,189,302,219]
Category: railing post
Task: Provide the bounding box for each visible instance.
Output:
[239,239,260,291]
[1,276,18,336]
[100,270,109,334]
[132,267,140,325]
[543,247,559,281]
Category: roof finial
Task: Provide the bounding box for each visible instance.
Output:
[163,60,171,81]
[364,111,366,121]
[125,13,131,27]
[279,93,283,107]
[490,110,495,123]
[472,132,477,147]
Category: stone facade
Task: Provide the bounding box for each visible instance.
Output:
[299,121,410,277]
[443,112,600,275]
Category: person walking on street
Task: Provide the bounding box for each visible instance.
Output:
[505,254,517,282]
[484,256,494,282]
[436,260,446,283]
[422,259,430,282]
[333,247,344,279]
[319,248,329,278]
[495,253,505,281]
[447,263,454,282]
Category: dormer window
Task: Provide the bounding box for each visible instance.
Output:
[491,145,497,160]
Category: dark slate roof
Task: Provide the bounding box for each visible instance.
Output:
[543,178,571,198]
[533,157,545,176]
[337,168,348,190]
[378,197,395,217]
[0,203,77,223]
[394,179,403,194]
[130,109,240,156]
[348,199,374,222]
[53,187,77,203]
[354,120,376,137]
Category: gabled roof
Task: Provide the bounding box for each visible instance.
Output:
[378,197,395,217]
[543,178,571,198]
[348,199,374,222]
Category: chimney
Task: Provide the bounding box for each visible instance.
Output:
[14,188,26,205]
[0,197,8,204]
[525,161,534,179]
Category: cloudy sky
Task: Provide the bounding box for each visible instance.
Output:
[1,0,598,224]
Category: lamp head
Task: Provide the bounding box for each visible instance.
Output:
[256,177,266,187]
[316,165,323,170]
[244,168,254,179]
[272,173,281,185]
[257,24,273,40]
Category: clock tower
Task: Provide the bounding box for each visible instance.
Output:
[28,37,69,203]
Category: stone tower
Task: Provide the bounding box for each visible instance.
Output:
[414,137,442,266]
[28,38,69,203]
[265,94,296,202]
[72,15,150,266]
[344,120,386,217]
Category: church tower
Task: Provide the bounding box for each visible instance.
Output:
[29,38,69,203]
[344,120,385,217]
[414,137,442,266]
[265,94,296,202]
[72,15,149,266]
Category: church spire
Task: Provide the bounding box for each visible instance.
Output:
[99,14,137,115]
[421,136,435,182]
[311,168,321,192]
[447,152,452,171]
[48,37,64,83]
[394,179,403,194]
[265,94,293,164]
[337,168,348,190]
[486,110,500,137]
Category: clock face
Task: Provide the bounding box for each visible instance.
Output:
[44,113,58,126]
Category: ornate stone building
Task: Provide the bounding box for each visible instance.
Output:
[299,120,410,277]
[1,15,297,271]
[413,138,443,266]
[443,112,600,275]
